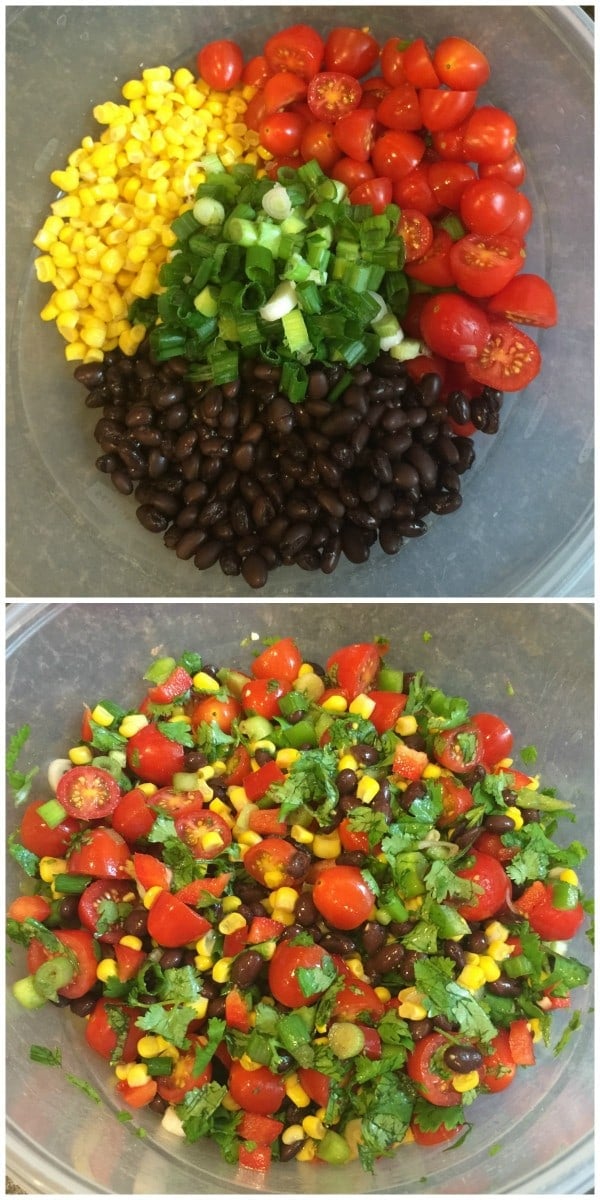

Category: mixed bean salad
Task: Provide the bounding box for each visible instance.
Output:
[7,638,590,1173]
[33,24,557,587]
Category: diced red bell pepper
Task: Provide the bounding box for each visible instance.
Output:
[298,1066,330,1107]
[247,806,287,835]
[513,880,546,917]
[392,743,429,781]
[237,1112,284,1144]
[247,915,285,944]
[238,1144,272,1172]
[243,760,286,803]
[223,924,249,957]
[81,705,93,742]
[176,873,232,906]
[115,942,146,982]
[543,987,571,1010]
[508,1018,535,1066]
[146,666,193,704]
[133,851,171,892]
[225,987,252,1033]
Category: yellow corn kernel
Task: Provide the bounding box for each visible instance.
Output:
[220,896,241,915]
[270,887,299,913]
[194,955,213,971]
[345,957,368,981]
[275,747,301,769]
[142,886,164,910]
[90,703,114,727]
[238,830,263,848]
[68,745,93,764]
[39,856,68,883]
[528,1018,543,1043]
[297,662,315,677]
[221,1092,241,1113]
[192,996,209,1021]
[457,964,486,991]
[338,754,359,772]
[137,1035,163,1058]
[208,800,234,828]
[263,867,286,889]
[404,895,423,911]
[478,955,501,983]
[485,920,509,943]
[200,830,225,854]
[296,1139,317,1162]
[239,1054,262,1072]
[259,940,277,961]
[302,1115,326,1141]
[559,868,579,886]
[271,908,296,926]
[65,341,86,361]
[290,824,314,845]
[212,957,233,984]
[119,935,143,952]
[40,300,60,321]
[321,694,348,714]
[118,713,148,738]
[196,931,217,957]
[115,1063,130,1080]
[505,805,524,830]
[398,1000,427,1021]
[218,912,247,936]
[395,714,417,736]
[487,939,513,963]
[97,958,119,982]
[285,1074,311,1107]
[422,762,442,779]
[312,831,342,859]
[451,1070,480,1093]
[192,670,220,693]
[50,165,80,192]
[374,986,392,1002]
[138,782,157,798]
[126,1063,151,1088]
[349,693,376,719]
[356,776,380,805]
[465,951,480,965]
[34,255,57,284]
[281,1123,305,1147]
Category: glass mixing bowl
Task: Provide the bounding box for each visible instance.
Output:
[6,602,594,1193]
[6,6,594,598]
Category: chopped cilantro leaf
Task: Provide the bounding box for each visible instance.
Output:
[179,651,203,676]
[520,744,538,765]
[88,721,127,753]
[194,720,235,762]
[6,725,39,805]
[156,720,195,748]
[29,1044,62,1066]
[105,1005,131,1066]
[425,860,475,903]
[413,1097,464,1133]
[553,1010,582,1055]
[193,1018,226,1075]
[66,1075,102,1103]
[347,807,388,848]
[135,1003,196,1049]
[95,898,133,936]
[8,833,40,878]
[297,954,337,998]
[175,1082,232,1143]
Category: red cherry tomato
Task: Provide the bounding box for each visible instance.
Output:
[146,890,211,948]
[197,40,244,91]
[526,883,585,940]
[456,850,511,921]
[259,111,306,157]
[188,693,241,734]
[470,712,514,768]
[240,677,290,719]
[398,209,434,264]
[332,156,375,191]
[434,721,484,773]
[502,192,533,240]
[393,165,442,218]
[428,161,477,210]
[263,25,325,81]
[473,829,518,865]
[480,1029,516,1092]
[111,786,155,842]
[486,273,558,329]
[228,1060,286,1115]
[459,178,520,236]
[463,105,518,164]
[326,642,382,696]
[420,293,490,362]
[117,1078,157,1109]
[8,894,52,923]
[377,83,422,132]
[158,1036,212,1104]
[437,776,474,829]
[366,689,407,734]
[307,72,362,122]
[268,941,334,1007]
[243,836,301,889]
[349,177,393,214]
[419,89,477,133]
[406,1033,462,1106]
[19,797,82,858]
[333,108,376,163]
[433,37,491,90]
[431,119,470,162]
[262,71,307,115]
[450,232,525,299]
[242,55,271,89]
[56,765,121,821]
[480,151,527,187]
[67,826,130,878]
[338,816,370,855]
[324,27,380,78]
[380,37,409,87]
[333,975,385,1023]
[251,637,303,684]
[27,928,98,1000]
[126,723,185,787]
[312,865,375,930]
[221,744,252,788]
[402,38,439,88]
[78,878,135,943]
[244,90,267,132]
[151,787,205,817]
[174,809,232,859]
[298,1066,330,1107]
[86,998,143,1062]
[372,130,425,181]
[300,121,341,171]
[465,317,541,393]
[146,665,192,705]
[411,1119,466,1146]
[405,227,455,287]
[359,76,392,110]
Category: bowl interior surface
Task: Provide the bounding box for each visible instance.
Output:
[6,5,594,598]
[5,601,594,1194]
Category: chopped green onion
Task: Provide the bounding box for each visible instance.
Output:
[36,799,68,829]
[193,196,225,227]
[53,873,93,894]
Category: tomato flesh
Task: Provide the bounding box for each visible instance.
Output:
[465,318,541,392]
[57,765,121,820]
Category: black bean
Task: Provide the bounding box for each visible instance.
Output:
[136,505,168,533]
[362,922,387,957]
[337,767,358,795]
[484,813,516,834]
[444,1044,484,1073]
[341,524,370,564]
[241,552,268,589]
[124,908,148,937]
[159,948,184,970]
[230,950,264,988]
[280,1138,306,1161]
[176,528,207,560]
[320,932,357,955]
[58,896,80,925]
[70,991,99,1017]
[368,942,405,974]
[194,540,223,570]
[486,976,522,997]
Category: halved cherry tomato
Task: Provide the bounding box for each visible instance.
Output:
[480,1029,516,1092]
[117,1078,157,1109]
[241,677,290,719]
[498,191,533,240]
[392,743,429,781]
[111,786,155,842]
[402,38,439,88]
[366,689,407,734]
[243,836,301,889]
[225,988,252,1033]
[437,777,474,829]
[85,998,143,1062]
[473,830,518,864]
[243,759,285,803]
[242,55,271,89]
[428,161,477,210]
[78,878,135,943]
[8,895,51,923]
[197,39,244,91]
[434,722,484,774]
[359,75,392,110]
[300,121,341,171]
[326,642,382,696]
[525,883,585,941]
[463,105,518,164]
[377,83,422,132]
[431,119,470,162]
[333,108,376,162]
[450,233,525,299]
[419,89,477,133]
[67,826,130,878]
[486,273,558,328]
[465,318,541,392]
[146,890,211,947]
[221,744,252,788]
[332,156,375,190]
[411,1119,466,1145]
[19,797,82,858]
[251,638,303,684]
[174,809,232,859]
[263,25,325,81]
[338,816,370,855]
[151,787,206,817]
[324,26,380,78]
[456,850,510,921]
[407,1033,462,1106]
[268,941,333,1007]
[188,693,241,734]
[307,72,362,122]
[175,873,231,907]
[132,851,171,891]
[404,227,454,287]
[420,293,490,361]
[433,37,491,90]
[244,90,267,132]
[259,111,305,157]
[349,177,393,214]
[398,209,434,264]
[460,178,520,236]
[333,976,385,1023]
[372,129,425,181]
[380,37,409,88]
[27,927,98,1000]
[126,724,185,787]
[228,1060,286,1115]
[480,151,527,187]
[262,71,307,115]
[57,765,120,821]
[157,1035,212,1103]
[470,712,514,768]
[313,865,375,930]
[393,164,442,218]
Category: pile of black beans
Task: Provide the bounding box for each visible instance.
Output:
[74,344,502,589]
